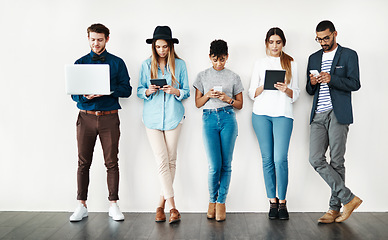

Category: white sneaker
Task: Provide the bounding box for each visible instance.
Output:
[70,204,88,222]
[109,203,125,221]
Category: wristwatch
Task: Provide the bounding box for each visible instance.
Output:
[229,99,235,105]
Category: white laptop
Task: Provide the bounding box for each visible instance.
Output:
[65,64,111,95]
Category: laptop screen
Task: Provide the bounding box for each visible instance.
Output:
[65,64,110,95]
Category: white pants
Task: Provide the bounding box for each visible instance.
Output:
[145,124,182,199]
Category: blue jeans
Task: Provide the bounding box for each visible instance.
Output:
[203,106,238,204]
[252,113,293,200]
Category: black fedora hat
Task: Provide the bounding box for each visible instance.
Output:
[146,26,179,44]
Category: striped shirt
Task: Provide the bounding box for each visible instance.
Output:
[316,47,337,113]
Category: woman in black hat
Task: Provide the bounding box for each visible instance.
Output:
[137,26,190,224]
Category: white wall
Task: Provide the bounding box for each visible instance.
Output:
[1,0,387,212]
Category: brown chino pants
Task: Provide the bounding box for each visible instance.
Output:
[76,111,120,201]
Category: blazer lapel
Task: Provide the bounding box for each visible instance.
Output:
[331,44,343,73]
[317,50,323,72]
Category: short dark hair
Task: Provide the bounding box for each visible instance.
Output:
[87,23,110,39]
[316,20,336,33]
[210,39,228,59]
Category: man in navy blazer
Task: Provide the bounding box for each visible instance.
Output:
[306,20,362,224]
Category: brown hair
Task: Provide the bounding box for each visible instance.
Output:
[265,27,293,84]
[151,40,180,87]
[87,23,110,39]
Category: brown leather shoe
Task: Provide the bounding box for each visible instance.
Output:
[215,203,226,222]
[335,196,363,223]
[169,208,181,224]
[207,203,216,219]
[318,210,340,223]
[155,207,166,222]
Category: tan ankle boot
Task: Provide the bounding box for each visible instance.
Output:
[318,210,340,223]
[335,196,363,223]
[207,203,216,219]
[169,208,181,224]
[155,207,166,222]
[215,203,226,222]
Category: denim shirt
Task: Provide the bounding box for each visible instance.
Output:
[137,58,190,130]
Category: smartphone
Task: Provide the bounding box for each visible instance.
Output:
[213,86,222,92]
[310,70,320,77]
[150,79,167,87]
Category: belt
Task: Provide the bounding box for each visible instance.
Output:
[80,110,118,116]
[203,105,233,113]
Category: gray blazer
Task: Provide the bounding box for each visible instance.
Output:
[306,44,361,124]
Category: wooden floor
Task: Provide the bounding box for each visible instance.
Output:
[0,212,387,240]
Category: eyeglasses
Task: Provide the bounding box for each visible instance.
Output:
[315,32,335,43]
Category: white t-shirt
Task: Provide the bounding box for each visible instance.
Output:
[248,56,300,119]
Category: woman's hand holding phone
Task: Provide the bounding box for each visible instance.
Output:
[146,84,160,96]
[206,89,220,99]
[161,85,180,96]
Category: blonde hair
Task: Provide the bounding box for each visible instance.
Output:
[280,51,293,85]
[265,27,294,84]
[151,40,180,87]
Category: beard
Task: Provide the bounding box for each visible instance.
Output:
[96,47,106,54]
[321,41,334,52]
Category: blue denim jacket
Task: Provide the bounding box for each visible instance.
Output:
[137,58,190,130]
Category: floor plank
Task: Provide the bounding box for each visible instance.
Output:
[148,212,202,240]
[48,212,99,240]
[96,213,139,240]
[308,212,369,240]
[0,211,37,227]
[288,212,319,240]
[23,212,70,240]
[0,212,20,226]
[372,212,388,225]
[123,212,155,239]
[0,227,15,239]
[24,227,59,240]
[0,211,386,240]
[352,212,388,239]
[199,212,252,240]
[2,212,48,239]
[172,213,202,240]
[72,212,110,239]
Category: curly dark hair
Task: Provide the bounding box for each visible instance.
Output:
[210,39,228,59]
